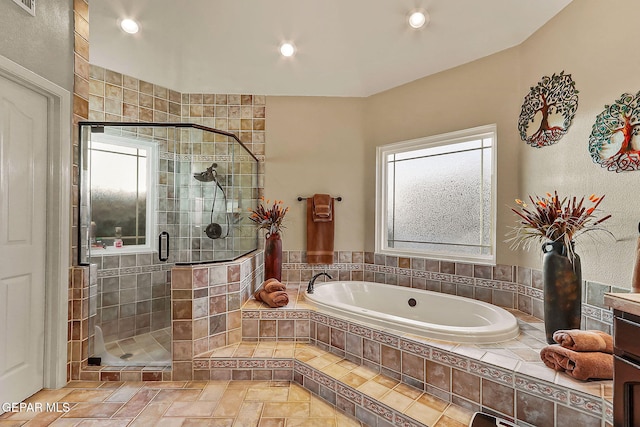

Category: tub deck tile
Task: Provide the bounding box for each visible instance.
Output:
[237,282,612,426]
[195,341,473,427]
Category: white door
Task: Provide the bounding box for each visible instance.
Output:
[0,74,48,404]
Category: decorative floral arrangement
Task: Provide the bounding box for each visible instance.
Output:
[248,197,289,236]
[506,191,612,261]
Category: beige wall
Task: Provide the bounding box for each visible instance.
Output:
[266,49,522,260]
[265,97,367,251]
[516,0,640,287]
[265,0,640,289]
[0,0,73,92]
[364,48,522,262]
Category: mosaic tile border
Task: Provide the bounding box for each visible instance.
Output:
[194,340,611,427]
[238,298,612,425]
[96,263,172,278]
[281,251,627,336]
[308,310,612,425]
[294,363,406,426]
[188,354,431,427]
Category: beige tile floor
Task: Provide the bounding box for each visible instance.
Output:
[0,380,367,426]
[200,342,474,427]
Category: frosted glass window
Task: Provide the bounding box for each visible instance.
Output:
[89,136,155,250]
[376,125,496,263]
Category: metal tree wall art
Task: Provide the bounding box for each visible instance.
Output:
[518,71,579,148]
[589,91,640,172]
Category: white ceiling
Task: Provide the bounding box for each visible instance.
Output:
[89,0,573,97]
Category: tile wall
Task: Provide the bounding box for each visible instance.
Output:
[169,251,264,380]
[73,250,264,382]
[69,0,90,382]
[231,307,610,426]
[92,253,172,342]
[86,65,265,265]
[71,18,267,379]
[301,312,610,426]
[280,250,624,333]
[88,65,181,123]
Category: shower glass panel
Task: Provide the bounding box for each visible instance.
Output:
[78,122,259,366]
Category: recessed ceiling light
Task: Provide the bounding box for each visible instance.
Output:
[280,42,296,57]
[408,10,429,29]
[120,18,140,34]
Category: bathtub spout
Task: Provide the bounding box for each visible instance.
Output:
[307,272,332,294]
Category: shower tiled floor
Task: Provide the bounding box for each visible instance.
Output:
[0,380,366,426]
[102,328,172,367]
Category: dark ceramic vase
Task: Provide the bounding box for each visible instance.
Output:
[264,232,282,281]
[542,241,582,344]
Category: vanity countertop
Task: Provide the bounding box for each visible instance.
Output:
[604,292,640,317]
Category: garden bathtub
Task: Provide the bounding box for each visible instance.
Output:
[304,281,520,344]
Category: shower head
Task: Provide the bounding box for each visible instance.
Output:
[193,163,218,182]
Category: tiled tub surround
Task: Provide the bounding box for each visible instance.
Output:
[280,251,625,335]
[234,285,612,427]
[67,250,617,425]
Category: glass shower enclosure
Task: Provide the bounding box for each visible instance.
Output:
[78,122,259,366]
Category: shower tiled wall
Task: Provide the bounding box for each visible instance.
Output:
[88,66,182,123]
[178,93,264,262]
[88,66,264,262]
[71,0,268,380]
[93,253,172,342]
[87,64,266,168]
[172,131,258,264]
[86,64,266,338]
[181,93,266,160]
[68,59,267,378]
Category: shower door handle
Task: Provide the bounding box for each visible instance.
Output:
[158,231,170,262]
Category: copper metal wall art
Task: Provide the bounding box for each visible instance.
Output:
[518,71,579,148]
[589,91,640,173]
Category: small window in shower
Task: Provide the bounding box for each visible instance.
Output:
[376,124,496,264]
[89,134,156,252]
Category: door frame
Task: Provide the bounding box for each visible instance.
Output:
[0,54,71,389]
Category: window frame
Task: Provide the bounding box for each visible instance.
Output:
[375,124,497,264]
[89,132,157,254]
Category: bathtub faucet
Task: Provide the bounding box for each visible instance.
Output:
[307,272,332,294]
